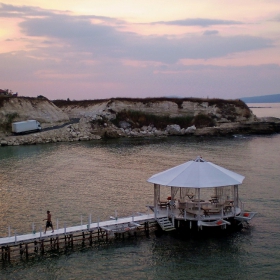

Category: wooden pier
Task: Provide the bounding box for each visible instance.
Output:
[0,213,162,262]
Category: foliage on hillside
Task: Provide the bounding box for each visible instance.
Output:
[0,112,19,131]
[53,97,250,111]
[53,98,107,107]
[111,110,215,129]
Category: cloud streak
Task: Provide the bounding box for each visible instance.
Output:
[16,12,272,63]
[0,2,279,100]
[151,18,243,27]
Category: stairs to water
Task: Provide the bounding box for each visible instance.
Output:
[156,217,176,231]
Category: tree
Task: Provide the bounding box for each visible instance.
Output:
[3,89,13,96]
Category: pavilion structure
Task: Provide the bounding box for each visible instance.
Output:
[147,156,257,229]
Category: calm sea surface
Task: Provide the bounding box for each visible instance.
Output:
[0,104,279,279]
[248,103,280,118]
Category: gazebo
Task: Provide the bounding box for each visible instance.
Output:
[147,156,256,229]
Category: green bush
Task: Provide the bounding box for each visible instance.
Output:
[193,114,215,127]
[112,110,198,129]
[0,112,19,131]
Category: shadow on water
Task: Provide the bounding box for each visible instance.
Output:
[0,142,62,162]
[82,135,249,157]
[150,225,256,279]
[0,225,255,279]
[0,134,250,161]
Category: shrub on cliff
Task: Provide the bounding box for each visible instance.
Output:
[193,114,215,128]
[112,110,214,129]
[0,112,19,132]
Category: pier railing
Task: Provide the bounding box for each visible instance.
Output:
[0,212,161,262]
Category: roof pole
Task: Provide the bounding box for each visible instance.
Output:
[154,184,160,208]
[234,185,238,215]
[198,188,201,220]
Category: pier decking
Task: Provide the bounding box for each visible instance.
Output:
[0,213,160,246]
[152,204,242,222]
[0,213,163,262]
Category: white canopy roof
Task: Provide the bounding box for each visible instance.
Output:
[147,156,245,188]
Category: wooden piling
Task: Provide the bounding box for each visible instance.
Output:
[7,246,10,261]
[40,240,44,254]
[89,231,92,245]
[144,221,150,236]
[25,243,28,259]
[34,240,38,253]
[56,236,59,250]
[19,243,24,257]
[82,231,85,244]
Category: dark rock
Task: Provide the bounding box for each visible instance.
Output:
[104,128,122,139]
[119,121,131,129]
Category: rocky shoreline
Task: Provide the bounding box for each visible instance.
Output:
[1,97,280,147]
[1,116,280,147]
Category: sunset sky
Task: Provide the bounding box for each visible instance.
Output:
[1,1,280,100]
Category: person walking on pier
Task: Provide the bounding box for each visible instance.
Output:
[43,210,54,233]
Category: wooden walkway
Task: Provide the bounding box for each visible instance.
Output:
[0,213,166,262]
[0,213,159,246]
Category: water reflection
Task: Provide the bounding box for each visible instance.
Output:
[0,134,280,278]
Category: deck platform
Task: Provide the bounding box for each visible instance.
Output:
[0,206,251,262]
[0,213,160,246]
[0,212,165,262]
[152,205,241,222]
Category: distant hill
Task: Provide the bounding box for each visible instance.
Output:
[241,94,280,103]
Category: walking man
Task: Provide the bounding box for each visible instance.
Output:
[43,210,54,233]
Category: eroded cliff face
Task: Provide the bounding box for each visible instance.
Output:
[0,97,279,146]
[54,98,255,124]
[0,97,69,129]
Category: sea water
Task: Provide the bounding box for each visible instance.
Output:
[248,103,280,118]
[0,104,279,279]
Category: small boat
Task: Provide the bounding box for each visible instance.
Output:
[147,156,257,231]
